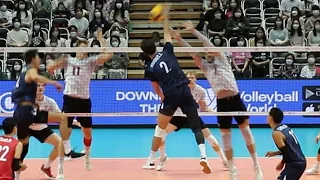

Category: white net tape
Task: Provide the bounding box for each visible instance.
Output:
[0,46,319,53]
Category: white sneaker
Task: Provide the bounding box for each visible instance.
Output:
[229,166,238,180]
[254,165,263,180]
[156,155,168,171]
[200,158,211,174]
[142,161,155,170]
[222,161,228,169]
[84,153,92,171]
[56,166,64,180]
[306,165,319,174]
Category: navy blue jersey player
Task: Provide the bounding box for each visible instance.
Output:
[265,108,306,180]
[140,6,210,174]
[11,49,83,180]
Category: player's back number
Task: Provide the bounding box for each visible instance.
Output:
[0,145,10,162]
[159,62,171,73]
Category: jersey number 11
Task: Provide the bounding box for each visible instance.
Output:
[72,66,81,76]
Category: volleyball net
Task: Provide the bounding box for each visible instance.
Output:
[0,46,320,125]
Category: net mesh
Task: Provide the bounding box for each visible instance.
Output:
[0,47,319,125]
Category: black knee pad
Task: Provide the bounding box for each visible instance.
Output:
[194,131,205,145]
[318,147,320,155]
[21,143,29,162]
[184,109,201,134]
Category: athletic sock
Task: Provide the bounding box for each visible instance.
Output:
[63,140,71,154]
[198,144,206,158]
[148,151,156,163]
[251,152,259,167]
[83,138,92,153]
[159,144,166,160]
[43,158,53,169]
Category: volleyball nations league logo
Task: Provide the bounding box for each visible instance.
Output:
[205,88,217,111]
[0,92,15,113]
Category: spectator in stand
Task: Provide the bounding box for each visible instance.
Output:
[211,34,227,46]
[0,2,12,28]
[109,0,130,28]
[250,27,271,78]
[302,0,319,16]
[45,26,67,47]
[29,20,47,47]
[307,19,320,46]
[52,2,71,19]
[70,0,92,17]
[231,35,251,79]
[225,7,250,38]
[89,8,110,35]
[12,0,32,28]
[14,0,33,13]
[89,27,107,47]
[289,19,305,46]
[69,8,89,36]
[33,0,51,18]
[280,0,303,19]
[286,6,304,31]
[52,0,72,11]
[225,0,240,18]
[300,53,317,78]
[196,0,221,31]
[38,63,52,79]
[6,17,28,47]
[278,53,299,79]
[106,26,127,46]
[207,8,227,37]
[150,31,163,47]
[8,60,23,80]
[105,36,129,79]
[65,25,80,57]
[90,0,112,21]
[305,5,320,33]
[269,16,289,46]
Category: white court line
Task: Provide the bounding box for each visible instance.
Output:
[26,157,315,160]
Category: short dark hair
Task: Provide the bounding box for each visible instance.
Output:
[269,107,284,124]
[2,118,16,135]
[24,49,39,64]
[140,39,156,55]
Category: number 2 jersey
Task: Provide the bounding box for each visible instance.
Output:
[0,136,19,180]
[273,124,306,164]
[146,42,189,95]
[63,56,99,99]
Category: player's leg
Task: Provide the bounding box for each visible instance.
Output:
[306,148,320,174]
[232,94,262,179]
[200,118,227,167]
[143,98,175,169]
[62,95,86,159]
[29,128,60,178]
[156,117,182,171]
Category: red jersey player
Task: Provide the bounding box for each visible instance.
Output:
[0,118,27,180]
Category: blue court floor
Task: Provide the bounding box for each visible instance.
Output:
[25,128,320,159]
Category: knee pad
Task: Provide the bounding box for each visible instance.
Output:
[318,147,320,155]
[240,126,254,145]
[221,132,232,151]
[154,125,167,138]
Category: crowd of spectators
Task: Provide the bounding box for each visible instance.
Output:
[197,0,320,79]
[0,0,320,80]
[0,0,131,80]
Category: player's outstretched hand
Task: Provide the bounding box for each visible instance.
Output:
[169,28,181,40]
[182,21,195,31]
[265,151,277,157]
[20,164,27,171]
[275,161,284,171]
[53,81,63,92]
[163,3,172,15]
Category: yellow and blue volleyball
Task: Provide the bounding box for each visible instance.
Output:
[149,4,165,21]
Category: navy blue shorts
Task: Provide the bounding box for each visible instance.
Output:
[170,116,207,132]
[29,127,54,143]
[13,105,48,140]
[278,162,306,180]
[160,84,198,116]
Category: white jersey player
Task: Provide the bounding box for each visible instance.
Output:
[150,72,227,171]
[170,22,263,180]
[23,83,64,179]
[48,30,113,171]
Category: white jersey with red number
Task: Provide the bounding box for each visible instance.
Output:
[63,56,98,99]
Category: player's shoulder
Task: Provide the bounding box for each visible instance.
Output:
[44,95,56,103]
[274,124,289,132]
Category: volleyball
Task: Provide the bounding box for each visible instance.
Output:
[149,4,165,21]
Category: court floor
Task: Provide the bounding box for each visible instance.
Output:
[20,128,320,179]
